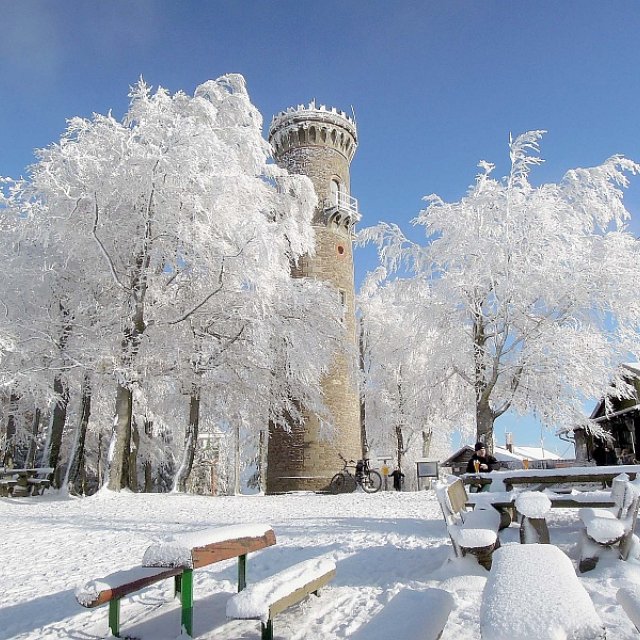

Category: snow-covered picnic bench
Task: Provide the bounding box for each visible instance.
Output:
[348,588,455,640]
[226,557,336,640]
[142,523,276,637]
[76,523,275,638]
[578,473,640,572]
[0,467,53,497]
[436,477,501,569]
[480,544,606,639]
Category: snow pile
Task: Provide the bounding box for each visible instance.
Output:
[617,585,640,631]
[226,557,335,622]
[349,588,455,640]
[142,523,272,568]
[515,491,551,518]
[481,544,605,639]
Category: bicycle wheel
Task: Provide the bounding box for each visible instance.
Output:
[361,470,382,493]
[330,473,356,494]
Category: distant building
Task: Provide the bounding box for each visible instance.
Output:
[441,443,564,476]
[570,362,640,463]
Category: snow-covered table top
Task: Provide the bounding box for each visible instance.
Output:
[142,523,275,569]
[465,465,640,491]
[480,544,605,639]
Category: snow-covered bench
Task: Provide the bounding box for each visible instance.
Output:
[349,588,455,640]
[142,523,276,637]
[617,585,640,632]
[578,473,640,572]
[76,565,183,637]
[480,544,605,639]
[226,557,335,640]
[76,523,276,638]
[436,477,501,569]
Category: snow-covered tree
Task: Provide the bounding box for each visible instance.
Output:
[361,131,640,449]
[359,272,468,470]
[18,74,341,491]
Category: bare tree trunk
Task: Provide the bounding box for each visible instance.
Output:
[476,399,496,453]
[143,419,154,492]
[234,421,241,495]
[26,408,42,468]
[129,418,140,492]
[65,373,92,494]
[108,383,133,490]
[422,428,432,459]
[258,429,267,494]
[395,424,404,470]
[359,317,370,459]
[48,375,69,485]
[173,385,200,493]
[2,392,19,466]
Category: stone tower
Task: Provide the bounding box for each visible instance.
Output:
[266,102,362,493]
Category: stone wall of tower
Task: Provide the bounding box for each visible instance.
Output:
[266,107,362,493]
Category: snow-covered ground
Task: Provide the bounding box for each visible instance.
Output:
[1,488,639,639]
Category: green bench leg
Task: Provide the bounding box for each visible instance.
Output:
[181,569,194,637]
[109,598,121,637]
[261,619,273,640]
[238,553,247,591]
[175,573,182,599]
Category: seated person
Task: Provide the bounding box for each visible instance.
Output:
[466,442,500,473]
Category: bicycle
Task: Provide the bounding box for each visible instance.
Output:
[330,454,383,494]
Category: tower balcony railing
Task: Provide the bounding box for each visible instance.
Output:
[324,193,361,222]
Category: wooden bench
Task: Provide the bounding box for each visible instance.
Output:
[226,557,335,640]
[142,523,276,637]
[0,477,18,497]
[481,544,605,639]
[578,474,640,572]
[27,476,51,495]
[435,478,501,569]
[348,588,454,640]
[76,566,183,637]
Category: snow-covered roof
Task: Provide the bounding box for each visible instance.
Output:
[442,444,562,465]
[495,445,562,461]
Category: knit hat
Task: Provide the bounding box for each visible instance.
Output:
[474,442,486,451]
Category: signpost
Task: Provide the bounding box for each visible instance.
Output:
[416,460,440,490]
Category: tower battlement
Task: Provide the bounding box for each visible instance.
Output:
[269,101,357,162]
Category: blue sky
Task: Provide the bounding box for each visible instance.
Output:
[2,1,640,455]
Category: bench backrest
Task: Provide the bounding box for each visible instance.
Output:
[447,478,469,516]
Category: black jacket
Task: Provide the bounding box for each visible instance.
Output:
[466,453,499,473]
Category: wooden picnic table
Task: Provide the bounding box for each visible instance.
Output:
[0,467,53,497]
[462,464,640,492]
